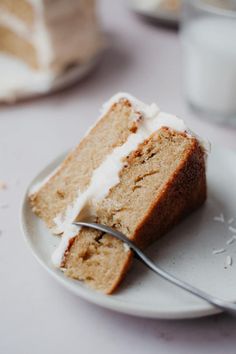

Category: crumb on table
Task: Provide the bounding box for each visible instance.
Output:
[0,180,7,190]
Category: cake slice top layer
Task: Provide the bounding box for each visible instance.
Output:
[30,98,140,228]
[53,95,188,239]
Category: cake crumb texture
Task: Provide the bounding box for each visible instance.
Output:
[63,128,206,294]
[30,100,139,229]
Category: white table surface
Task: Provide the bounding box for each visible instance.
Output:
[1,1,236,353]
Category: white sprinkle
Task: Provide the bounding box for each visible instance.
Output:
[0,203,8,209]
[228,218,234,224]
[213,213,224,223]
[229,226,236,233]
[226,237,235,245]
[225,255,233,267]
[212,248,226,255]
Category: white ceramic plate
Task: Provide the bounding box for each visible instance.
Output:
[21,146,236,319]
[128,0,180,26]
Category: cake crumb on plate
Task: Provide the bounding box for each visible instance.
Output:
[226,236,236,246]
[213,213,224,223]
[225,255,233,267]
[212,248,226,255]
[229,226,236,233]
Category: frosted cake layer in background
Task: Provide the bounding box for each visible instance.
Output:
[0,0,103,101]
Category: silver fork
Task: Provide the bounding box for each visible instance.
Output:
[73,221,236,316]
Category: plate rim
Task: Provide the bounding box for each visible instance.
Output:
[20,148,235,320]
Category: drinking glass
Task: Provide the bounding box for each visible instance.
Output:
[181,0,236,124]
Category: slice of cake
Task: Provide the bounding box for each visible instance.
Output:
[29,93,207,294]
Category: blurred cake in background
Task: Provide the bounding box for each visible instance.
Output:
[0,0,103,101]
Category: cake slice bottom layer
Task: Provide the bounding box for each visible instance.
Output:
[63,128,206,294]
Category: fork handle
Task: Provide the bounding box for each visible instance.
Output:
[137,251,236,316]
[74,221,236,316]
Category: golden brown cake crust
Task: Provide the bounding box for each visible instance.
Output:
[131,134,206,250]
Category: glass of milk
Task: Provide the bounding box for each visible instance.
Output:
[181,0,236,123]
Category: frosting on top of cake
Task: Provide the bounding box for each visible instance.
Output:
[101,92,161,120]
[51,93,192,267]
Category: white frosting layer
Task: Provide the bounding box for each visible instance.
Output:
[0,54,54,100]
[101,92,161,120]
[51,93,188,267]
[0,11,30,38]
[0,7,53,69]
[32,1,53,68]
[0,65,53,102]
